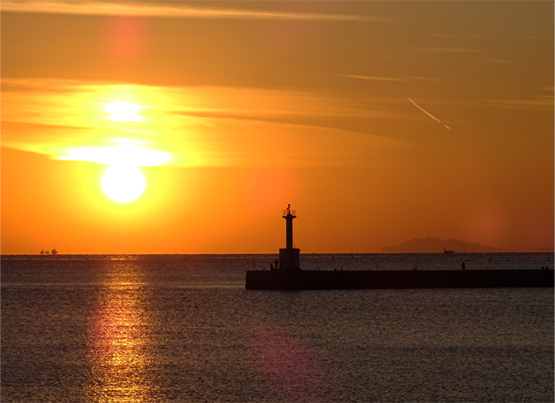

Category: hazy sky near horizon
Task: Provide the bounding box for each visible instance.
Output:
[1,1,553,254]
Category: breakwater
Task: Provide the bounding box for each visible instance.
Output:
[245,269,554,290]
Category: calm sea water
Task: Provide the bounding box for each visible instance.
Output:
[1,253,553,402]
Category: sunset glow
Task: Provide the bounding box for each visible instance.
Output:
[1,1,553,254]
[60,144,171,166]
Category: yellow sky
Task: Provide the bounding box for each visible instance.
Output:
[1,1,553,253]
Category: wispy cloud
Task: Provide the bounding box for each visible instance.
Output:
[337,74,404,82]
[336,74,440,82]
[487,59,514,65]
[418,33,483,40]
[405,76,443,82]
[1,1,388,22]
[1,78,404,168]
[484,97,554,111]
[414,47,479,54]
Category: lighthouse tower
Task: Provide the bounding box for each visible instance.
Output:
[279,204,300,270]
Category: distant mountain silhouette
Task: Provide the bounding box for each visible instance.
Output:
[381,236,497,253]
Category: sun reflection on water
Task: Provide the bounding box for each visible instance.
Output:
[86,264,156,402]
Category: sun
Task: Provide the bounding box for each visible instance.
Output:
[104,102,143,122]
[101,165,146,202]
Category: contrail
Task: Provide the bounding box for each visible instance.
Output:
[407,97,451,130]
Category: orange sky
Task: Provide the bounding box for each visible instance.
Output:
[1,1,553,254]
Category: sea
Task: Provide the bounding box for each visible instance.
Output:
[1,253,553,402]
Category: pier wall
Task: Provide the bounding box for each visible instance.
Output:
[245,269,554,290]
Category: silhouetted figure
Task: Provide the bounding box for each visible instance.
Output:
[461,261,465,270]
[270,262,274,270]
[274,259,279,269]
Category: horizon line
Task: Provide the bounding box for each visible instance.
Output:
[1,250,551,256]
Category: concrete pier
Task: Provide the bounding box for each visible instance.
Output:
[245,206,554,290]
[246,269,554,290]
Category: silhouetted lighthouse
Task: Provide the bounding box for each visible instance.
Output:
[279,204,300,270]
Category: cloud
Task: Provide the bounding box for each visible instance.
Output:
[1,1,388,22]
[337,74,405,82]
[414,47,479,54]
[484,97,554,111]
[405,76,443,82]
[336,74,440,82]
[1,78,405,168]
[487,59,514,64]
[418,33,483,39]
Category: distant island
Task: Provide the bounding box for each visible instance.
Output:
[381,236,498,253]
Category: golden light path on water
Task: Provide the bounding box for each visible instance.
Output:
[86,263,156,402]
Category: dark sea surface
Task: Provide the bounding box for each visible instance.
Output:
[1,253,553,402]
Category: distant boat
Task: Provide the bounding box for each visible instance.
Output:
[443,248,455,254]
